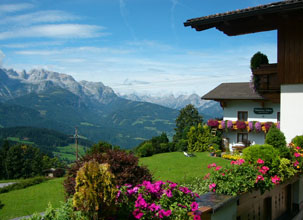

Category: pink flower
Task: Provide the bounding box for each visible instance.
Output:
[204,173,211,179]
[209,183,216,192]
[215,166,222,171]
[259,166,270,174]
[158,209,172,218]
[191,202,199,212]
[231,159,245,165]
[169,182,177,189]
[164,189,172,198]
[194,215,201,220]
[179,186,191,194]
[207,163,217,168]
[257,159,264,164]
[271,175,281,185]
[133,209,144,219]
[294,152,301,158]
[135,194,148,209]
[297,146,301,150]
[149,203,161,212]
[294,160,299,167]
[255,175,264,183]
[221,173,225,176]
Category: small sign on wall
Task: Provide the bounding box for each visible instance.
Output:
[253,108,274,114]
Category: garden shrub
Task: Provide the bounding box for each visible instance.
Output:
[175,139,188,152]
[136,142,154,157]
[243,144,280,173]
[265,126,289,158]
[292,135,303,148]
[187,124,213,152]
[0,176,47,194]
[73,161,117,219]
[116,180,199,220]
[0,200,3,209]
[25,199,87,220]
[64,149,152,197]
[277,158,297,182]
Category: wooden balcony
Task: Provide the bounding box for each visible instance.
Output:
[252,63,280,103]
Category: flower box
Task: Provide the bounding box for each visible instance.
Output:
[207,119,278,133]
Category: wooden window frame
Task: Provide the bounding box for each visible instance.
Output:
[237,132,248,144]
[238,111,248,121]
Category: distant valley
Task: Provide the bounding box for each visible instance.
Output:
[120,93,222,120]
[0,68,222,149]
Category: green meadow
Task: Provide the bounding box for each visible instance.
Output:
[0,178,65,220]
[140,152,229,183]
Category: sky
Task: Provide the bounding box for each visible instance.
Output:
[0,0,280,96]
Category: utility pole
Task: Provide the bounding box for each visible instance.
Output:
[74,127,79,161]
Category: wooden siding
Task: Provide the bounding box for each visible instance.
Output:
[278,20,303,84]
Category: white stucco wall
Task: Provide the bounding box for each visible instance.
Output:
[223,100,280,122]
[222,100,279,150]
[281,84,303,143]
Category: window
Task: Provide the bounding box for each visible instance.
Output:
[237,132,248,144]
[277,112,280,122]
[238,111,248,121]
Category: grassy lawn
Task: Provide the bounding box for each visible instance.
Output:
[140,152,229,183]
[0,178,65,220]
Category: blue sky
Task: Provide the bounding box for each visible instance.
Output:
[0,0,280,96]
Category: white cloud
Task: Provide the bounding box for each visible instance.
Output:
[0,24,107,40]
[0,3,33,14]
[0,50,5,66]
[0,10,78,25]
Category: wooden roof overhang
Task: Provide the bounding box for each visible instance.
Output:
[184,0,303,36]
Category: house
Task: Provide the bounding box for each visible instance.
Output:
[184,0,303,143]
[202,82,280,151]
[184,0,303,218]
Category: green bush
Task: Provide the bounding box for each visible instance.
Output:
[136,142,154,157]
[187,124,213,152]
[73,161,117,219]
[175,139,188,151]
[0,200,3,210]
[243,144,280,173]
[292,135,303,148]
[0,176,47,194]
[277,158,297,182]
[265,125,286,148]
[24,199,87,220]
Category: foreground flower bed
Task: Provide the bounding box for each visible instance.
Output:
[116,181,200,219]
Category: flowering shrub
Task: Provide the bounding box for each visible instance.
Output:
[116,180,199,219]
[196,158,287,196]
[242,144,280,173]
[289,143,303,171]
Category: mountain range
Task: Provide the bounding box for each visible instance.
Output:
[120,93,222,120]
[0,68,221,149]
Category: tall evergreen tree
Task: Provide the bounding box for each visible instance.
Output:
[173,104,203,143]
